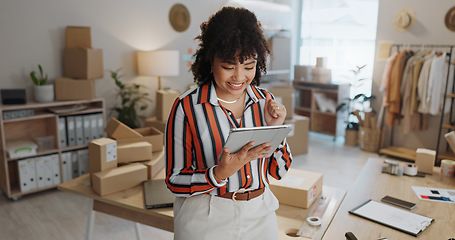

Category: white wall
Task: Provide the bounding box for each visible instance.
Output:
[372,0,455,150]
[0,0,228,119]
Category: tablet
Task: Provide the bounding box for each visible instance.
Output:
[143,180,175,209]
[223,125,292,156]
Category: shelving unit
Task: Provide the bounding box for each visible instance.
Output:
[293,81,350,138]
[379,44,454,165]
[0,99,105,200]
[435,46,455,164]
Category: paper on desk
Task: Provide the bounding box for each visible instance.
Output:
[412,186,455,203]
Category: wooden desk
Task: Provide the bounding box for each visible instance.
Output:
[323,157,455,239]
[58,150,346,240]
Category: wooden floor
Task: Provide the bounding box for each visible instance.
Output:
[0,133,385,240]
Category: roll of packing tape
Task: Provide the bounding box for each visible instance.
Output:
[404,164,418,176]
[306,216,322,226]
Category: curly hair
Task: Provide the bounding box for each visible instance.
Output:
[191,7,270,86]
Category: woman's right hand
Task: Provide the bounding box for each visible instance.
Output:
[213,141,272,181]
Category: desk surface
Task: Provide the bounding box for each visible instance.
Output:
[323,157,455,239]
[58,149,346,240]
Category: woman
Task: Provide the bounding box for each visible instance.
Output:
[165,7,292,240]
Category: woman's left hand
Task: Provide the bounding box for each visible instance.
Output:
[264,92,286,126]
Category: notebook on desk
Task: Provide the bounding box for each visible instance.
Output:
[143,180,175,209]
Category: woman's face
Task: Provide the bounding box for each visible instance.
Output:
[212,55,257,99]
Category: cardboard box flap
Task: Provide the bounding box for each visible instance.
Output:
[105,117,143,139]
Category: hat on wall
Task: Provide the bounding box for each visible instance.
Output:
[445,6,455,32]
[393,8,416,32]
[169,3,190,32]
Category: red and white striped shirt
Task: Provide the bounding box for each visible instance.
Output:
[165,82,292,197]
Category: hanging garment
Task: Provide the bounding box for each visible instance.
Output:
[380,52,399,106]
[400,54,425,134]
[386,50,413,126]
[428,52,448,115]
[410,56,425,113]
[417,52,436,114]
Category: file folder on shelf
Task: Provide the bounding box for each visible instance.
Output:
[77,149,89,176]
[49,154,61,185]
[70,151,79,179]
[83,115,92,145]
[18,158,37,192]
[61,152,73,183]
[66,116,76,146]
[58,117,67,148]
[75,115,84,146]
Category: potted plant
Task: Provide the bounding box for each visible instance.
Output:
[110,68,152,129]
[30,64,54,102]
[336,65,376,146]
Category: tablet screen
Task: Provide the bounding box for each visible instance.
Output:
[223,125,292,155]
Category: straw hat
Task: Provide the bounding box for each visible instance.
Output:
[169,4,190,32]
[393,8,416,32]
[445,6,455,32]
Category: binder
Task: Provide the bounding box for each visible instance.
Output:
[61,152,73,183]
[18,158,37,192]
[77,148,89,175]
[96,113,105,138]
[58,117,67,148]
[70,151,79,179]
[83,115,92,145]
[75,115,84,146]
[48,154,61,185]
[35,156,53,188]
[90,114,98,141]
[66,116,76,146]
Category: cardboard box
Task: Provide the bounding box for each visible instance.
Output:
[285,115,309,156]
[65,26,92,48]
[88,138,117,176]
[64,48,103,79]
[269,168,323,208]
[117,141,152,163]
[142,150,165,179]
[92,163,147,196]
[145,117,166,133]
[271,86,294,120]
[415,148,436,174]
[105,118,143,140]
[156,89,179,121]
[55,78,96,100]
[133,127,164,152]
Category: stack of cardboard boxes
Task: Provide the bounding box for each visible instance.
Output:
[145,89,180,132]
[89,118,164,196]
[55,26,103,100]
[271,86,309,156]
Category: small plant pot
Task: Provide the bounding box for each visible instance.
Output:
[345,129,358,146]
[34,84,54,102]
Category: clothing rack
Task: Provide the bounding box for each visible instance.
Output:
[378,44,454,163]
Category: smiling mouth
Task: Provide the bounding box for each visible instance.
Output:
[228,82,243,87]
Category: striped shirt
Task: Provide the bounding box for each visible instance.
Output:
[165,82,292,197]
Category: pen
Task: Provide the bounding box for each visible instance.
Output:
[345,232,358,240]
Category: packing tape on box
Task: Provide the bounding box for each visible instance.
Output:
[306,216,322,226]
[404,164,418,176]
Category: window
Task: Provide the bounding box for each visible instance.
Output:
[298,0,378,97]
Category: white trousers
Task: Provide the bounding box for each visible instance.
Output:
[173,187,279,240]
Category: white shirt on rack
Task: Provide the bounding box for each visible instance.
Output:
[428,52,448,115]
[417,52,435,114]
